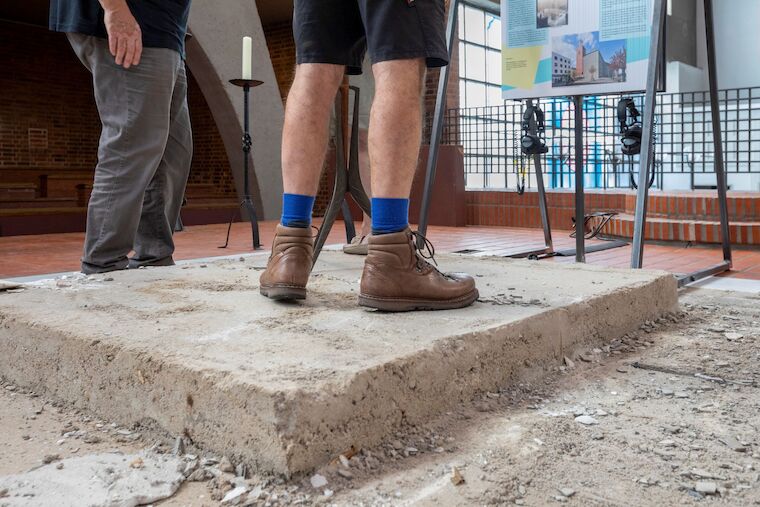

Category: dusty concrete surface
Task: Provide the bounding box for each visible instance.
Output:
[1,286,756,505]
[0,253,677,474]
[0,451,183,506]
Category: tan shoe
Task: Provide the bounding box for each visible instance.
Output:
[342,235,369,256]
[359,228,479,311]
[259,224,313,300]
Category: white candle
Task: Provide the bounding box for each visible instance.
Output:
[242,36,252,80]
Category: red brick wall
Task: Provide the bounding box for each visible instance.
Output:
[262,21,296,102]
[466,189,760,246]
[0,23,100,173]
[466,189,628,231]
[0,21,234,199]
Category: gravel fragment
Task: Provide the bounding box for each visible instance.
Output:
[574,415,598,425]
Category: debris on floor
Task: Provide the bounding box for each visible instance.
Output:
[0,452,183,507]
[0,287,758,506]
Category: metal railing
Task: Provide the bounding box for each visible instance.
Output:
[426,86,760,192]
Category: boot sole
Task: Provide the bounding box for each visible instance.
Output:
[260,285,307,301]
[358,289,480,312]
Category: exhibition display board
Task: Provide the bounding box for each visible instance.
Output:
[502,0,654,100]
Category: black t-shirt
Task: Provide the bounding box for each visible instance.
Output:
[49,0,191,57]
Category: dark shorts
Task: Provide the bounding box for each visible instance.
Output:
[293,0,448,75]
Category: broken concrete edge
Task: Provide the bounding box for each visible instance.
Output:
[274,271,679,472]
[0,316,292,474]
[0,271,677,476]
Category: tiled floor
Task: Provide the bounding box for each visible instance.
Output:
[2,220,760,280]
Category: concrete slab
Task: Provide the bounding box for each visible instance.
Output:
[0,253,677,474]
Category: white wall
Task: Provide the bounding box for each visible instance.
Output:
[693,0,760,90]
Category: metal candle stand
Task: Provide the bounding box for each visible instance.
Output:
[220,78,264,250]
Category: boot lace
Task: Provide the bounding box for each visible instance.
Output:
[410,231,439,271]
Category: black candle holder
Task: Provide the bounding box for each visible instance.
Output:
[220,78,264,250]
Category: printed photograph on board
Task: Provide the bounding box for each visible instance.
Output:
[551,31,627,87]
[536,0,569,28]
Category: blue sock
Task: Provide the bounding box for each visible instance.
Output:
[281,193,315,228]
[371,197,409,235]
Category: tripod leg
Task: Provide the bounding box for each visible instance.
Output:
[312,177,346,266]
[341,201,356,241]
[242,198,261,249]
[313,95,349,266]
[218,206,240,249]
[347,86,372,217]
[417,0,458,246]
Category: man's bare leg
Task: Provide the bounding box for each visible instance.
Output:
[368,59,425,201]
[282,63,344,196]
[260,63,343,300]
[358,58,478,311]
[348,60,422,251]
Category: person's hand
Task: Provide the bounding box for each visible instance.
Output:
[101,0,142,68]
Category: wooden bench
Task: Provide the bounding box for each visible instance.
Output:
[0,183,37,201]
[0,197,78,210]
[184,183,231,199]
[40,172,94,199]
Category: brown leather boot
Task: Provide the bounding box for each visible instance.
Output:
[259,224,313,300]
[359,228,479,311]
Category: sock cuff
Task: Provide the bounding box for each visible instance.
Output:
[371,197,409,235]
[281,193,316,228]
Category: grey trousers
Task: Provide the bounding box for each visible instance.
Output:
[67,33,192,274]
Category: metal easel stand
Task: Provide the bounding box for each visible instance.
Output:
[531,96,589,261]
[417,0,459,247]
[630,0,732,286]
[311,85,372,267]
[507,98,555,259]
[549,95,631,260]
[573,95,586,263]
[220,78,264,250]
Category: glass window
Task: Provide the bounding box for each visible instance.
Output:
[487,85,502,107]
[459,3,501,109]
[486,49,501,85]
[465,81,487,108]
[464,44,486,82]
[463,6,485,45]
[485,15,501,49]
[458,3,506,188]
[458,4,466,40]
